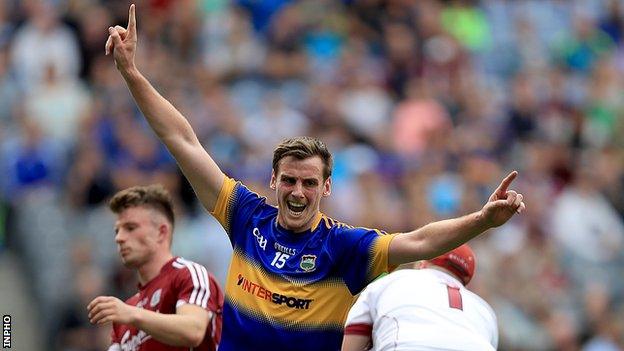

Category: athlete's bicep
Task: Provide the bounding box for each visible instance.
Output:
[341,334,372,351]
[173,139,225,213]
[343,284,378,350]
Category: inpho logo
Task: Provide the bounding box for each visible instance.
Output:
[3,314,11,348]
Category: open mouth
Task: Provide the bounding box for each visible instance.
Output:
[287,201,306,216]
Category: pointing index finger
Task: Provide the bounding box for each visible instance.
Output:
[495,171,518,195]
[127,4,136,38]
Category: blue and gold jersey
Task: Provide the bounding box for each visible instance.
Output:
[211,177,397,351]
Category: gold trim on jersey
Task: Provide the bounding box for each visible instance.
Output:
[211,177,237,233]
[321,215,398,281]
[368,233,398,279]
[225,250,355,328]
[309,212,323,232]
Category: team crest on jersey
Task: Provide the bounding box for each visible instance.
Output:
[150,289,162,307]
[300,255,317,272]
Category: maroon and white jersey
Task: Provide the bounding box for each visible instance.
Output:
[108,257,224,351]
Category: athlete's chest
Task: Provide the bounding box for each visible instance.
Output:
[131,283,176,314]
[242,219,330,276]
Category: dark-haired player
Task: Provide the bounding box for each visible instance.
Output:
[105,5,524,350]
[87,185,223,350]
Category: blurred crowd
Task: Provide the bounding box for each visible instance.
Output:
[0,0,623,350]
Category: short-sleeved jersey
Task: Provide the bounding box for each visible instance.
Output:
[344,268,498,351]
[108,257,224,351]
[210,177,397,351]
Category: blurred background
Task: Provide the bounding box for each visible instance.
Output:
[0,0,623,350]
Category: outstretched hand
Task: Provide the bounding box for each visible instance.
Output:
[105,4,137,73]
[480,171,526,228]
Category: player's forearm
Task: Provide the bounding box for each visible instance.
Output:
[131,308,206,347]
[121,67,199,147]
[389,211,490,265]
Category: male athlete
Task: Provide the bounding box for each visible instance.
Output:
[342,244,498,351]
[87,185,224,350]
[105,5,524,350]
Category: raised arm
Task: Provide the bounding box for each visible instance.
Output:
[389,171,525,265]
[106,4,224,211]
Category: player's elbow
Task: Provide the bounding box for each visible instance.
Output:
[178,329,204,347]
[186,319,208,347]
[188,332,205,347]
[176,306,210,347]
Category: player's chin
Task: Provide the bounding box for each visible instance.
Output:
[120,256,138,268]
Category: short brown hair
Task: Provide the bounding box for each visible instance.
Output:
[272,136,333,179]
[109,184,175,227]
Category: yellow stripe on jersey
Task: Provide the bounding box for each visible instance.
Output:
[368,232,398,280]
[211,177,237,233]
[309,212,323,232]
[225,250,355,328]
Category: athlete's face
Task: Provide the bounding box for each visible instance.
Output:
[270,156,331,233]
[114,206,167,268]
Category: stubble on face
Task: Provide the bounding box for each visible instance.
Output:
[115,207,162,268]
[272,156,330,233]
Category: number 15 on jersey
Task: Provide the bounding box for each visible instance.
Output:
[271,252,290,269]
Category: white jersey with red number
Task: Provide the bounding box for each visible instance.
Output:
[344,268,498,351]
[108,257,224,351]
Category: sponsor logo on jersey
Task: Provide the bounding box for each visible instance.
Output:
[253,227,267,251]
[236,274,313,309]
[120,330,152,351]
[300,255,317,272]
[274,242,297,255]
[150,288,162,307]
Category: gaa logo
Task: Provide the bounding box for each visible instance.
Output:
[300,255,317,272]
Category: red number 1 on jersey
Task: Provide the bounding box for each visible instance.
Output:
[447,285,463,310]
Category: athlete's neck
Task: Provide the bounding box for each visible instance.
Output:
[277,212,323,233]
[137,252,174,285]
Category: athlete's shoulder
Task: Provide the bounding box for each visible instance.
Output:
[370,269,423,288]
[319,215,386,236]
[171,257,208,275]
[231,180,277,215]
[464,288,497,319]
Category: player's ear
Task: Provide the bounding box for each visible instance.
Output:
[322,177,331,197]
[270,171,277,190]
[157,223,170,244]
